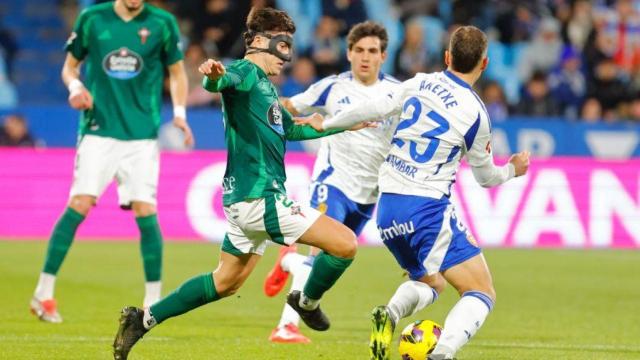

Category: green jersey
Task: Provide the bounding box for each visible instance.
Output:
[203,59,341,206]
[65,2,183,140]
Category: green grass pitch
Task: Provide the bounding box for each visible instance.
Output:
[1,240,639,359]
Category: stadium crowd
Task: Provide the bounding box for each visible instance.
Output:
[1,0,639,145]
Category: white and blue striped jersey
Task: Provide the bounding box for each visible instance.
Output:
[322,70,515,198]
[290,71,402,204]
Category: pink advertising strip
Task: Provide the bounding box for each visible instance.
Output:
[0,149,638,248]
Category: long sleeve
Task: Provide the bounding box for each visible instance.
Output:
[467,129,515,187]
[202,62,257,93]
[282,105,342,140]
[321,86,405,130]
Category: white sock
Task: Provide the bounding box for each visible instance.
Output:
[278,257,312,328]
[387,280,438,326]
[280,252,306,273]
[432,291,494,357]
[143,307,157,330]
[143,281,162,308]
[34,273,56,300]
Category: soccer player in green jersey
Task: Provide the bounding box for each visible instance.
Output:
[112,7,361,359]
[30,0,193,323]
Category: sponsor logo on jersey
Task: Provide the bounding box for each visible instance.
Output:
[378,220,415,241]
[138,27,150,44]
[102,47,144,80]
[267,101,284,135]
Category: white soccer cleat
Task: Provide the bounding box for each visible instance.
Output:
[30,297,63,323]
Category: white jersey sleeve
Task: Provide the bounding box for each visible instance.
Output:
[466,115,515,187]
[321,80,409,130]
[289,75,338,115]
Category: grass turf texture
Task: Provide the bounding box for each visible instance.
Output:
[1,241,639,360]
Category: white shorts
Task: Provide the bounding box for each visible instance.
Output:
[222,193,322,256]
[70,134,160,207]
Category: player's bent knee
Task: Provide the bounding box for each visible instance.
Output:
[69,195,95,215]
[332,231,358,259]
[132,202,156,217]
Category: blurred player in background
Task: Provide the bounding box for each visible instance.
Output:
[298,26,530,360]
[30,0,193,323]
[263,21,401,343]
[112,7,366,359]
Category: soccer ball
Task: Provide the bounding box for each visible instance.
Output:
[398,320,442,360]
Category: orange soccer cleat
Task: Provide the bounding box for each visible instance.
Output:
[268,323,311,344]
[264,245,298,297]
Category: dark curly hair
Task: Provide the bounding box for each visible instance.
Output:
[243,7,296,47]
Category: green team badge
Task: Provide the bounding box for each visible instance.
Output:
[267,101,284,135]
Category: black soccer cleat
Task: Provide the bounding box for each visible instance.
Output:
[113,306,148,360]
[286,290,330,331]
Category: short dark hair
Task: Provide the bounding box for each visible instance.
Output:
[243,7,296,47]
[449,26,488,73]
[347,21,388,52]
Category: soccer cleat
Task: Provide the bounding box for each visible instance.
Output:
[268,323,311,343]
[369,305,396,360]
[286,290,330,331]
[30,297,62,323]
[113,306,148,360]
[264,245,298,297]
[427,355,456,360]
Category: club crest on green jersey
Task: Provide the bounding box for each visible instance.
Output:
[267,101,284,135]
[102,47,144,80]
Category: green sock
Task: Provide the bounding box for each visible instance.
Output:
[136,214,163,282]
[42,207,85,275]
[150,273,219,324]
[303,251,354,300]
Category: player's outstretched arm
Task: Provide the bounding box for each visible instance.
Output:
[470,149,530,188]
[320,89,404,131]
[62,53,93,110]
[168,60,194,147]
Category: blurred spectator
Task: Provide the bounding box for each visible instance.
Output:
[0,20,17,81]
[393,0,439,23]
[309,16,345,77]
[0,55,17,109]
[548,46,587,119]
[627,95,640,122]
[515,71,561,117]
[595,0,640,75]
[587,58,632,119]
[0,114,36,147]
[322,0,368,36]
[184,44,219,107]
[481,81,509,122]
[280,57,317,97]
[518,17,564,82]
[581,97,603,122]
[393,19,437,80]
[494,3,537,44]
[193,0,245,58]
[563,0,594,51]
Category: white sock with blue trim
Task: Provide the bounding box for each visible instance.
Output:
[387,280,438,326]
[431,291,494,357]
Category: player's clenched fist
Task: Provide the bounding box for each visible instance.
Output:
[68,83,93,110]
[509,150,530,177]
[199,59,226,81]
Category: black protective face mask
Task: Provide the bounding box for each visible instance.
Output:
[246,32,294,62]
